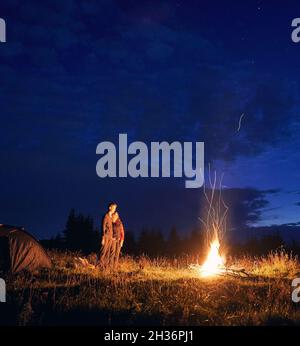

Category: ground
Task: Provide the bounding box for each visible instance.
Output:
[1,251,300,326]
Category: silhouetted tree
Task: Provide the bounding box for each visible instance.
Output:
[167,227,181,257]
[186,229,204,257]
[290,239,300,255]
[122,230,137,255]
[243,237,261,256]
[260,233,285,254]
[63,209,100,254]
[138,228,166,257]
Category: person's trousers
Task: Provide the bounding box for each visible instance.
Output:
[99,236,113,269]
[112,240,122,269]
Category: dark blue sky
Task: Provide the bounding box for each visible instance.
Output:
[0,0,300,240]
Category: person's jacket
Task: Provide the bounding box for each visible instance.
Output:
[113,218,124,241]
[102,213,113,238]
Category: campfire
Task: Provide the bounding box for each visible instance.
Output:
[190,170,236,278]
[199,238,226,277]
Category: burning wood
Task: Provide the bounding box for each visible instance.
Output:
[190,244,250,278]
[190,262,250,278]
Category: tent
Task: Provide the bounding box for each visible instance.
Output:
[0,224,52,273]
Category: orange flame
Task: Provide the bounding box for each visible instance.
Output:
[200,239,225,277]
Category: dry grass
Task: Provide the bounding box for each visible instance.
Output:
[228,250,300,279]
[2,250,300,326]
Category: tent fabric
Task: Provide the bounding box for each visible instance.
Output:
[0,225,52,273]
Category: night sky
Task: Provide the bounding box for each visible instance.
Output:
[1,0,300,241]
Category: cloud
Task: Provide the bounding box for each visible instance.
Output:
[199,187,279,231]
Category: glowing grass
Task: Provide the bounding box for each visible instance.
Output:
[2,250,300,326]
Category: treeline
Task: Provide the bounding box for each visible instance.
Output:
[41,209,300,258]
[44,209,101,254]
[232,234,300,257]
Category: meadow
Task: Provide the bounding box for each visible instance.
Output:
[1,250,300,326]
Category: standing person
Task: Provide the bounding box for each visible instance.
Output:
[112,211,125,270]
[98,202,117,270]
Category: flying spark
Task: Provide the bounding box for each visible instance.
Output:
[237,113,245,132]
